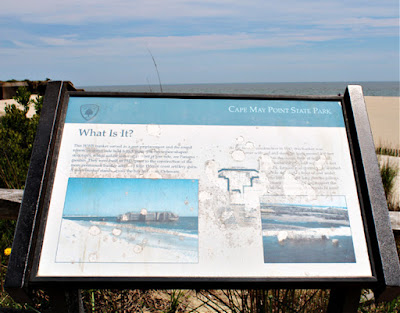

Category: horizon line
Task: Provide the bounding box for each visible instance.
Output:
[78,80,400,88]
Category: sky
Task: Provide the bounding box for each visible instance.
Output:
[63,177,199,217]
[0,0,399,86]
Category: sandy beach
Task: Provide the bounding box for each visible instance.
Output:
[365,96,400,149]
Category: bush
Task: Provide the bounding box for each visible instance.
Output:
[0,87,41,189]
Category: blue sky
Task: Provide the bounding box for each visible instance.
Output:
[63,178,199,217]
[0,0,398,86]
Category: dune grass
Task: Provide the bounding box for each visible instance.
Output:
[377,146,399,211]
[376,147,400,158]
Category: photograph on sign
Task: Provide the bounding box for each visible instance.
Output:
[260,195,355,263]
[36,96,372,279]
[56,177,199,263]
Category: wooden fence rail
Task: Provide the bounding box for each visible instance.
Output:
[390,211,400,232]
[0,189,24,220]
[1,188,400,231]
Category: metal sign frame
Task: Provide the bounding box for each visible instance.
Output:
[5,81,400,306]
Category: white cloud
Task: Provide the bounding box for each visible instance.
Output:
[10,40,36,49]
[10,32,335,58]
[1,0,398,28]
[0,22,392,64]
[1,0,235,24]
[39,35,79,46]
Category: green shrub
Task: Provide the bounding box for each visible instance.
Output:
[0,86,44,309]
[0,87,41,188]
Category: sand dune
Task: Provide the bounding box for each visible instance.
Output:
[365,96,399,149]
[0,95,38,118]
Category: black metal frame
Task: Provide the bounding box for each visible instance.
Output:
[5,81,400,311]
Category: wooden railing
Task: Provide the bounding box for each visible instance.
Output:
[0,188,23,220]
[389,211,400,231]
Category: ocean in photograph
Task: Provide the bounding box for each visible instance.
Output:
[64,215,198,236]
[81,81,399,97]
[262,235,355,263]
[261,202,356,263]
[56,216,198,263]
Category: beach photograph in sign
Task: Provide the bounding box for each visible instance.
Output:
[55,178,199,263]
[261,195,356,263]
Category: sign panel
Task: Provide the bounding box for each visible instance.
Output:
[37,96,372,278]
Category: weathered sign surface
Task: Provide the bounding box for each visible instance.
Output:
[36,96,372,278]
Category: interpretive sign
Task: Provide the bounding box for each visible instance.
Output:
[35,94,372,278]
[6,82,400,309]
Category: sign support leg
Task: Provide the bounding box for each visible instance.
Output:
[46,289,84,313]
[327,288,361,313]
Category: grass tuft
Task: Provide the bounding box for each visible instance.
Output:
[376,147,400,157]
[380,159,399,211]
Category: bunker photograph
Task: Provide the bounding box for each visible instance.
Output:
[56,177,199,263]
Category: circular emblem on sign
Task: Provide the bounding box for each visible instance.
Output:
[80,104,99,121]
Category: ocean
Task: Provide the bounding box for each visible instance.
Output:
[262,236,355,263]
[58,216,199,263]
[64,216,198,236]
[81,81,399,97]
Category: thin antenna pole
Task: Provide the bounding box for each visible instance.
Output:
[147,48,163,93]
[146,77,153,92]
